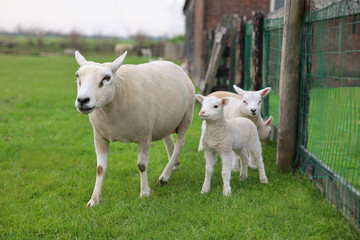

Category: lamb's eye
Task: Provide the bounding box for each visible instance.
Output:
[103,75,111,81]
[75,73,79,78]
[213,105,218,109]
[258,100,262,104]
[243,100,247,104]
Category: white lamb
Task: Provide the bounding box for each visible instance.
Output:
[74,51,195,208]
[198,86,272,170]
[195,94,268,196]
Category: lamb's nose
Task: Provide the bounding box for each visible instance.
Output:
[199,110,205,116]
[250,109,256,114]
[77,97,90,105]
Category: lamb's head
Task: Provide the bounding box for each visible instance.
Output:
[74,51,127,114]
[195,94,229,121]
[233,85,271,117]
[258,116,273,140]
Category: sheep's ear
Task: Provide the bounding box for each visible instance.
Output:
[265,116,273,126]
[112,51,127,72]
[219,97,229,106]
[75,50,87,66]
[195,94,206,103]
[258,87,271,97]
[233,85,245,97]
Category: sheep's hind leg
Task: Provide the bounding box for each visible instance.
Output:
[158,108,193,186]
[163,135,180,171]
[138,138,152,197]
[250,150,268,183]
[86,134,109,208]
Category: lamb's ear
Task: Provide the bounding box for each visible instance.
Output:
[265,116,273,126]
[195,94,206,103]
[219,97,229,106]
[75,50,87,66]
[258,87,271,97]
[233,85,246,97]
[112,51,127,72]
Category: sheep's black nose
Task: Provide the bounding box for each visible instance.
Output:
[77,97,90,105]
[251,109,256,114]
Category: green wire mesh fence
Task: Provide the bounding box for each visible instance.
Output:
[296,0,360,227]
[261,17,284,140]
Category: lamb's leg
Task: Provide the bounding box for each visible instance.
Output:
[138,138,152,197]
[201,150,216,194]
[250,150,268,183]
[234,148,249,181]
[86,134,109,208]
[231,151,240,172]
[248,147,258,169]
[198,121,206,152]
[163,135,180,171]
[220,151,233,196]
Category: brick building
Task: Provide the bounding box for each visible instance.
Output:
[183,0,273,85]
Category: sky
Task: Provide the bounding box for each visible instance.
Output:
[0,0,186,38]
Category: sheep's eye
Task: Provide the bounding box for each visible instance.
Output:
[103,75,111,81]
[75,72,79,78]
[243,100,247,104]
[213,105,218,109]
[258,100,262,104]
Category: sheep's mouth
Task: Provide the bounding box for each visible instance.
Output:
[77,106,95,114]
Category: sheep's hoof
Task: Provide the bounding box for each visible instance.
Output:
[156,178,168,187]
[86,199,100,208]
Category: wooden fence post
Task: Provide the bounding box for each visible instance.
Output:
[276,0,305,172]
[236,16,246,88]
[251,11,264,91]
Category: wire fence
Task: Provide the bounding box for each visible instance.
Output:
[261,17,283,141]
[296,0,360,227]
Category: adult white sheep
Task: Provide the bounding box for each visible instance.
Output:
[74,51,195,208]
[195,95,268,196]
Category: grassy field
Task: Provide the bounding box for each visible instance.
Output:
[0,54,358,239]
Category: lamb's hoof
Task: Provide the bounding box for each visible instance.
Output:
[198,144,204,152]
[240,174,248,181]
[223,187,232,197]
[86,199,100,208]
[249,162,258,169]
[201,187,210,194]
[172,161,180,171]
[260,177,268,184]
[140,189,151,197]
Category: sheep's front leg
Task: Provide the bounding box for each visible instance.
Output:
[201,149,216,194]
[138,138,152,197]
[87,134,109,208]
[220,151,233,196]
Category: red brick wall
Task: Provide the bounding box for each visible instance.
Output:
[205,0,271,30]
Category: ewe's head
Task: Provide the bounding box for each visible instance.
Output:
[233,85,271,117]
[258,116,273,140]
[195,94,229,121]
[74,51,127,114]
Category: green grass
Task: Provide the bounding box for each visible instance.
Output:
[0,54,358,239]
